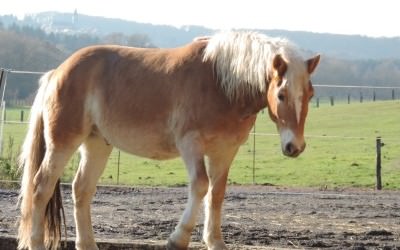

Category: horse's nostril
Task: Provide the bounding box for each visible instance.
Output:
[285,143,294,154]
[285,142,300,157]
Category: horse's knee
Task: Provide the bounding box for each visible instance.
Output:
[191,174,209,198]
[209,188,225,207]
[32,173,53,205]
[72,175,95,207]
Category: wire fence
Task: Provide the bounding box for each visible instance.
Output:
[0,69,399,188]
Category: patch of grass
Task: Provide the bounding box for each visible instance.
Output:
[1,101,399,189]
[0,135,20,180]
[230,100,400,189]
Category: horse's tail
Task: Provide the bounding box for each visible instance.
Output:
[18,70,65,250]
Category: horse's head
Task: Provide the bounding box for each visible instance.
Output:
[266,54,320,157]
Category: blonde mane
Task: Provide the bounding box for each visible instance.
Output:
[203,31,302,101]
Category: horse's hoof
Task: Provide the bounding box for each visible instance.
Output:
[166,238,188,250]
[206,240,229,250]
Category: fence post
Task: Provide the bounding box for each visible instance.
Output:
[373,91,376,101]
[0,69,7,156]
[252,124,256,185]
[330,96,334,106]
[20,110,24,122]
[0,101,4,156]
[376,137,384,190]
[0,69,4,91]
[392,89,395,100]
[347,94,350,104]
[117,150,121,185]
[360,92,363,103]
[316,98,319,108]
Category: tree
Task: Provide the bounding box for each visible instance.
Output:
[102,32,127,45]
[0,30,66,101]
[127,34,155,48]
[102,32,155,48]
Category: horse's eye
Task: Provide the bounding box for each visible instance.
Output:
[278,93,285,102]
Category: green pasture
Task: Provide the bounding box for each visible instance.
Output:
[1,100,399,189]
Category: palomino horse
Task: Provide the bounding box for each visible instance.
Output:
[18,31,320,250]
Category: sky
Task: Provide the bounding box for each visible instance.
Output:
[1,0,399,38]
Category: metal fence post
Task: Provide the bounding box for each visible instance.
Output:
[0,70,4,91]
[0,69,8,156]
[117,150,121,185]
[376,137,384,190]
[252,125,256,185]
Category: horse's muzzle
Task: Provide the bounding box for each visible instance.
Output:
[283,142,305,158]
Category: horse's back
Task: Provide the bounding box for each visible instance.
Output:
[44,42,218,158]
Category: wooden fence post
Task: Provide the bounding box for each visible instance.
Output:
[360,92,363,103]
[20,110,24,122]
[330,96,334,106]
[373,91,376,101]
[347,94,350,104]
[392,89,395,100]
[376,137,384,190]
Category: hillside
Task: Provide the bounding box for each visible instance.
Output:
[5,11,400,60]
[0,12,399,102]
[0,29,65,100]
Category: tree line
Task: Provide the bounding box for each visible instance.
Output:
[0,21,399,103]
[0,22,155,102]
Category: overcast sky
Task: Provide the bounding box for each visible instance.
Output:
[1,0,399,38]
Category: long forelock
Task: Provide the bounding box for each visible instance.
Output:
[203,31,301,101]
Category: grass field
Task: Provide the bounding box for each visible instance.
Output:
[1,100,399,189]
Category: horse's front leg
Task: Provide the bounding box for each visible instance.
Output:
[203,146,239,250]
[167,132,209,249]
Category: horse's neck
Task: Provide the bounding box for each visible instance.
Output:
[234,91,267,118]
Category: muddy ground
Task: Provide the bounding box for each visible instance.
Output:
[0,185,399,249]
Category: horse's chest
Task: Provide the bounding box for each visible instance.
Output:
[204,115,257,148]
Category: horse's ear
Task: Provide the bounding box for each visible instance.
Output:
[306,55,320,74]
[273,54,287,77]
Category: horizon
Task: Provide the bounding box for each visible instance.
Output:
[1,0,399,39]
[10,10,400,40]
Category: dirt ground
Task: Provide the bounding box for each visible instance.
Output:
[0,185,399,249]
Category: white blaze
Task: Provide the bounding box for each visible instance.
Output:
[280,128,295,147]
[294,95,303,124]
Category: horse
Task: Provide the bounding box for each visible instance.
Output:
[17,31,320,250]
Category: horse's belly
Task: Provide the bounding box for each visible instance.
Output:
[102,128,179,160]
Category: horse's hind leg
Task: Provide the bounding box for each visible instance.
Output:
[72,134,112,250]
[30,146,77,250]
